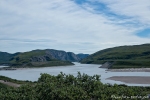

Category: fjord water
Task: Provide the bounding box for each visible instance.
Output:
[0,62,150,86]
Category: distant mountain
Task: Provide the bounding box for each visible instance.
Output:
[0,49,89,67]
[76,53,89,60]
[81,44,150,68]
[0,52,19,65]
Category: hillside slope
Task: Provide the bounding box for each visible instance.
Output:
[0,52,20,65]
[81,44,150,68]
[45,49,80,62]
[0,49,89,67]
[9,49,75,67]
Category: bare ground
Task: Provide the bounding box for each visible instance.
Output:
[0,80,20,87]
[107,68,150,72]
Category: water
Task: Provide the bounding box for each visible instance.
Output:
[0,66,9,68]
[0,62,150,86]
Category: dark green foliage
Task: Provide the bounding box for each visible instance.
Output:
[0,52,12,64]
[0,52,19,65]
[0,83,9,89]
[81,44,150,68]
[0,75,32,84]
[0,73,150,100]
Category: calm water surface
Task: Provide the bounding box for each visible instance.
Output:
[0,62,150,86]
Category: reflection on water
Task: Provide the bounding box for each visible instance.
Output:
[0,62,150,86]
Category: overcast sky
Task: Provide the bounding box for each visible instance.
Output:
[0,0,150,54]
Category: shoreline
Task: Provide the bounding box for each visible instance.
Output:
[106,68,150,72]
[0,65,73,71]
[107,76,150,84]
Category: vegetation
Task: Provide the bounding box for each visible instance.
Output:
[0,73,150,100]
[0,52,14,64]
[0,76,33,84]
[81,44,150,68]
[0,50,74,68]
[9,60,73,68]
[0,83,10,89]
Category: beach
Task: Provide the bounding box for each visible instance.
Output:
[106,68,150,72]
[107,76,150,84]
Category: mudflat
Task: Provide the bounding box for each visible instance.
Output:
[107,76,150,84]
[107,68,150,72]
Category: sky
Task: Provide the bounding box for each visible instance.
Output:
[0,0,150,54]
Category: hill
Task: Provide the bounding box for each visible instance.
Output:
[0,49,89,67]
[0,52,19,65]
[45,49,80,61]
[8,49,75,67]
[81,44,150,68]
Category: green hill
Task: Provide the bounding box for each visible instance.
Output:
[0,52,19,64]
[81,44,150,68]
[9,50,74,67]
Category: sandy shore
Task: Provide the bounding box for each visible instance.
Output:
[107,76,150,84]
[106,68,150,72]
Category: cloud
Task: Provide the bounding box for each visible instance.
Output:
[0,0,150,54]
[99,0,150,26]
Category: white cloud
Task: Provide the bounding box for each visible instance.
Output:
[0,0,150,54]
[100,0,150,26]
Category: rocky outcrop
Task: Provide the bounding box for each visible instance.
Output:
[45,49,80,62]
[30,50,89,62]
[30,54,53,62]
[99,62,114,68]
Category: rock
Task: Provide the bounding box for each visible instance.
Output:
[99,61,114,68]
[45,49,80,62]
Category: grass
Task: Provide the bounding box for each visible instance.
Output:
[10,50,46,64]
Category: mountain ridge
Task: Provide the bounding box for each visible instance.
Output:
[0,49,89,67]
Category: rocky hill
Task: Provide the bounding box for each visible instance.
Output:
[81,44,150,68]
[45,49,80,62]
[0,49,89,67]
